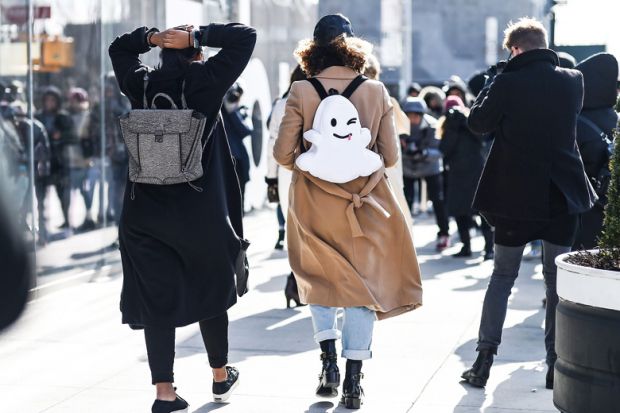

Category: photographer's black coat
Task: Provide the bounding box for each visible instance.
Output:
[109,23,256,328]
[468,48,597,223]
[439,108,484,217]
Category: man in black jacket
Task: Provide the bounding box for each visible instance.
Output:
[461,18,597,390]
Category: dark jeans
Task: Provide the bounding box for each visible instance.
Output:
[476,216,576,365]
[51,170,70,225]
[107,161,128,226]
[404,173,449,236]
[144,312,229,384]
[276,204,285,229]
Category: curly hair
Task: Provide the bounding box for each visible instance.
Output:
[294,35,373,77]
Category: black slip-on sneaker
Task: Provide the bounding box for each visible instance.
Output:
[151,395,189,413]
[213,366,240,403]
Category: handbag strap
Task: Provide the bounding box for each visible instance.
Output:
[578,115,608,140]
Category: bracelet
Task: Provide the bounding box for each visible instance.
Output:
[190,29,200,48]
[147,31,156,47]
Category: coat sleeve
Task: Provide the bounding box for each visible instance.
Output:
[266,98,285,179]
[468,74,506,134]
[191,23,257,102]
[108,26,155,105]
[377,84,399,168]
[274,82,304,170]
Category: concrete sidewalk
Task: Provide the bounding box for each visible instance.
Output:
[0,208,558,412]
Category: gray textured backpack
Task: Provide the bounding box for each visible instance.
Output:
[119,75,208,196]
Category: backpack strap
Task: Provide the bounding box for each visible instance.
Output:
[307,75,368,101]
[578,115,609,140]
[180,80,188,109]
[307,78,329,100]
[341,75,368,99]
[142,74,149,108]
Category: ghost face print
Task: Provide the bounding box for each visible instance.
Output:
[296,95,382,184]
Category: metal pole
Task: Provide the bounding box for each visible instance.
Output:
[99,0,107,263]
[26,0,37,286]
[550,10,556,49]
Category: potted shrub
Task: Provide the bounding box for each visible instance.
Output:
[553,128,620,413]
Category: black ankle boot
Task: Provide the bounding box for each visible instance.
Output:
[341,360,364,409]
[316,340,340,397]
[461,349,494,388]
[274,229,285,250]
[453,245,472,258]
[284,273,304,308]
[546,363,554,389]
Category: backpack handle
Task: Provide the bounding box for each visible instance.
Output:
[142,74,189,110]
[151,93,178,110]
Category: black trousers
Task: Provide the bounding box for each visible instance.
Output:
[455,215,494,252]
[144,312,229,384]
[404,173,449,236]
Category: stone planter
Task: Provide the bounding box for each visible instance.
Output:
[554,251,620,413]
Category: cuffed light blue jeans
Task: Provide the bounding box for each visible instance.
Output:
[309,305,376,360]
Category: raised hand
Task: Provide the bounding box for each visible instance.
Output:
[150,27,193,49]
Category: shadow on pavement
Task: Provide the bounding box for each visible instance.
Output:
[176,307,316,364]
[192,401,229,412]
[304,400,335,412]
[253,272,289,294]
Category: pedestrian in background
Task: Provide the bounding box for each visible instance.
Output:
[405,81,422,99]
[222,82,252,210]
[35,86,75,231]
[419,85,445,119]
[87,73,131,230]
[109,21,255,413]
[5,101,51,245]
[461,18,597,390]
[573,52,619,250]
[443,75,471,106]
[364,53,414,231]
[266,64,307,307]
[438,96,493,260]
[275,14,422,409]
[402,97,450,251]
[67,88,97,232]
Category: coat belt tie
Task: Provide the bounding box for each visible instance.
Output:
[298,167,391,238]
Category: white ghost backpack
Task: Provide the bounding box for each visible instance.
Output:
[295,75,383,184]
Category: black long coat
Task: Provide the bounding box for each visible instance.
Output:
[439,108,484,217]
[468,49,597,223]
[109,23,256,328]
[573,53,619,249]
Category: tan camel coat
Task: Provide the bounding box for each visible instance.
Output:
[274,66,422,320]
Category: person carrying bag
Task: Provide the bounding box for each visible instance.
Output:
[109,22,255,413]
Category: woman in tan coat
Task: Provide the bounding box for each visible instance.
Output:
[274,14,422,409]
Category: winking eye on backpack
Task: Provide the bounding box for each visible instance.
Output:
[118,75,209,198]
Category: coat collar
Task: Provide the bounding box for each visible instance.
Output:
[315,66,360,80]
[504,48,560,73]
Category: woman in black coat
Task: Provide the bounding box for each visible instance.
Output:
[439,96,493,259]
[109,22,255,413]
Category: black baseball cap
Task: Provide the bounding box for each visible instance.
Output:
[313,14,354,47]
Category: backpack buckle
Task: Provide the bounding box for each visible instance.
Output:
[155,126,164,143]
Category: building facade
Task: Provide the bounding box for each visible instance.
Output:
[411,0,548,84]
